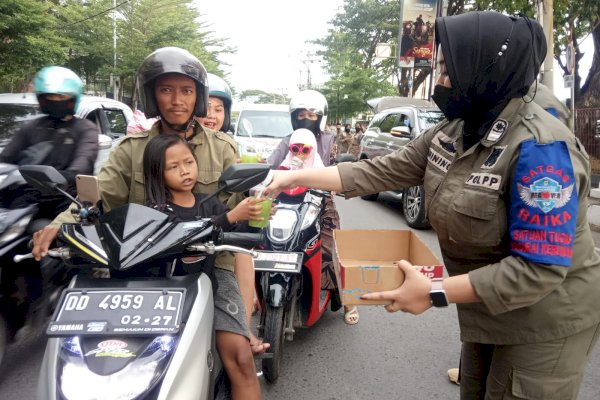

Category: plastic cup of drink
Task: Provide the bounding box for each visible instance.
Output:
[241,152,259,163]
[248,197,273,228]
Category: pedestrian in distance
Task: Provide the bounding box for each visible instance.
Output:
[263,11,600,400]
[31,47,263,400]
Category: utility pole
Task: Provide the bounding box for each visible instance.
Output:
[112,0,119,100]
[539,0,554,91]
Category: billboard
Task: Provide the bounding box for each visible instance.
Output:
[399,0,438,68]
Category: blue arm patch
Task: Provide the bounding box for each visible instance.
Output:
[509,140,578,266]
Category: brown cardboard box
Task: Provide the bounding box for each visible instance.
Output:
[333,229,441,306]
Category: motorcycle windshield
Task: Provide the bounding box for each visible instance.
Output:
[61,204,213,270]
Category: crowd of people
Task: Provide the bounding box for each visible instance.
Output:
[2,9,598,400]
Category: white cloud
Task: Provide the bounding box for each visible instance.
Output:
[195,0,344,97]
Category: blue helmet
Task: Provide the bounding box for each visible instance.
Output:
[207,73,233,132]
[33,66,84,112]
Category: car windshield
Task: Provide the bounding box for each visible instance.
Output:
[236,110,292,138]
[418,110,444,130]
[0,104,41,147]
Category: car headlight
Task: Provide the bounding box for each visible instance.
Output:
[268,208,298,242]
[0,214,32,245]
[59,335,177,400]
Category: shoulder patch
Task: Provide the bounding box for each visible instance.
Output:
[485,119,508,142]
[509,140,578,266]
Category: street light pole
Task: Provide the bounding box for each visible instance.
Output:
[539,0,554,91]
[112,0,118,100]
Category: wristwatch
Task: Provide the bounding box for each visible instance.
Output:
[429,279,449,308]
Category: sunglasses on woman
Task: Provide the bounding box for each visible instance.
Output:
[289,143,313,155]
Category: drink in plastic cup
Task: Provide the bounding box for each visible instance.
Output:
[248,197,273,228]
[241,152,259,163]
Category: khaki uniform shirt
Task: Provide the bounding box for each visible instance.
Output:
[338,98,600,344]
[51,122,243,271]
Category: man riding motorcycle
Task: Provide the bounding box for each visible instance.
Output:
[0,65,98,341]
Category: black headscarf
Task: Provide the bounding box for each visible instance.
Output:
[434,12,547,148]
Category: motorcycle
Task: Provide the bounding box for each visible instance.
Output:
[15,163,291,400]
[0,163,70,367]
[255,187,342,382]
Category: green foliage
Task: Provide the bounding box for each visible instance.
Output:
[0,0,231,100]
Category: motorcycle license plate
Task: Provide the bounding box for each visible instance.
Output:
[253,251,303,273]
[47,289,185,336]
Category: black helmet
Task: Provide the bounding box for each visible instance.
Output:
[137,47,208,119]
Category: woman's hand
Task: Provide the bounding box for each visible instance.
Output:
[361,260,433,315]
[263,170,297,198]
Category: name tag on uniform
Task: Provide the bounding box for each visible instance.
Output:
[465,173,502,190]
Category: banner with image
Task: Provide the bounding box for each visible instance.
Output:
[399,0,438,68]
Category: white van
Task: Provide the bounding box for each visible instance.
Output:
[233,103,292,161]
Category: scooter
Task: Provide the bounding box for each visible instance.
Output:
[255,187,342,382]
[15,163,285,400]
[0,163,70,367]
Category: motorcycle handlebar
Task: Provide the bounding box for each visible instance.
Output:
[308,188,331,198]
[13,248,70,263]
[218,232,264,248]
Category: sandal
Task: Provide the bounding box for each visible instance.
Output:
[344,306,359,325]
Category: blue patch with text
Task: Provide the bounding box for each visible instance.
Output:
[509,140,578,266]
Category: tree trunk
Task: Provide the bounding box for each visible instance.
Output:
[578,13,600,107]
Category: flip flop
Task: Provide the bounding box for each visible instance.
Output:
[344,306,359,325]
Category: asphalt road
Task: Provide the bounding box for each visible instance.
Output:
[0,193,599,399]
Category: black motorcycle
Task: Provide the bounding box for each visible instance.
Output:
[16,163,296,400]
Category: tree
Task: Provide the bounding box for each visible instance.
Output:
[0,0,70,91]
[238,89,289,104]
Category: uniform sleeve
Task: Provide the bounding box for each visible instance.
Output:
[469,139,589,315]
[337,128,433,198]
[215,132,245,208]
[66,119,99,176]
[97,139,134,212]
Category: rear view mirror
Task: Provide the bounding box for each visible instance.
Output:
[390,126,412,138]
[219,163,272,193]
[19,165,68,193]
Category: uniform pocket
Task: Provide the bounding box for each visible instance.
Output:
[197,170,221,192]
[447,189,506,247]
[511,368,578,399]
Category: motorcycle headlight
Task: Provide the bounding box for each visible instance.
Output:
[300,204,320,231]
[59,335,177,400]
[268,208,298,242]
[0,214,32,246]
[0,174,6,186]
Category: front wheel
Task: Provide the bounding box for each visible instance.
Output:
[402,185,430,229]
[261,305,285,383]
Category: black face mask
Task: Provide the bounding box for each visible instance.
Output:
[344,127,351,133]
[40,99,74,120]
[431,85,472,121]
[295,119,318,131]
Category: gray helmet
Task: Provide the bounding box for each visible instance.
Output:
[137,47,208,118]
[289,89,328,131]
[207,73,233,132]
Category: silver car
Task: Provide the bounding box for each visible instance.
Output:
[0,93,133,174]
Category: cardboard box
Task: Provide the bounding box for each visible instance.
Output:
[333,229,442,306]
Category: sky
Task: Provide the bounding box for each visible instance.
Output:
[195,0,344,97]
[195,0,595,102]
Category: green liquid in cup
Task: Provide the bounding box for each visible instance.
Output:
[241,153,259,163]
[248,197,273,228]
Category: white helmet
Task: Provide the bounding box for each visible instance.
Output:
[289,90,328,132]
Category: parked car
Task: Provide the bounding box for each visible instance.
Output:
[359,97,444,229]
[0,93,133,174]
[233,103,292,161]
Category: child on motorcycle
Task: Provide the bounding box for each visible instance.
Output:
[142,133,268,399]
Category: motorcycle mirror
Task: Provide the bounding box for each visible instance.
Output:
[19,165,68,192]
[219,164,272,193]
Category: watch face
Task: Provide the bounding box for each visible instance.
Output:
[430,290,449,307]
